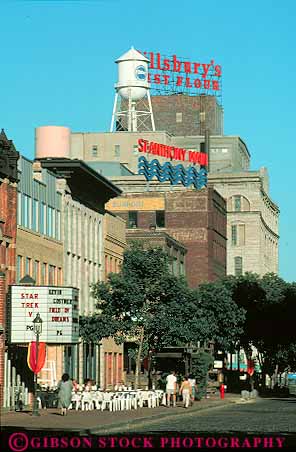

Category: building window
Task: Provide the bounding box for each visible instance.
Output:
[128,211,138,228]
[234,196,241,212]
[49,265,55,285]
[105,254,108,278]
[231,224,245,246]
[234,256,243,276]
[180,260,185,276]
[17,192,22,225]
[176,112,183,123]
[22,194,31,229]
[32,199,39,232]
[114,145,120,157]
[231,225,237,246]
[40,203,46,235]
[47,206,54,237]
[156,211,165,228]
[92,145,98,156]
[42,263,47,285]
[56,210,61,240]
[17,255,23,282]
[25,257,31,276]
[57,267,63,285]
[33,260,40,284]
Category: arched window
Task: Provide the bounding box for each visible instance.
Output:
[228,195,250,212]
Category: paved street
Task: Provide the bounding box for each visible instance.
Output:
[103,397,296,435]
[2,396,296,450]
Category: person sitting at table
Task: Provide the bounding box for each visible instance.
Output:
[72,379,79,393]
[83,378,92,391]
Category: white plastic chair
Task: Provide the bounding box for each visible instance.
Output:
[94,391,104,410]
[138,391,150,408]
[71,392,82,410]
[81,391,94,411]
[112,393,121,411]
[101,392,113,411]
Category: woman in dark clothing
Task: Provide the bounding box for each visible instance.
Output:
[57,373,73,416]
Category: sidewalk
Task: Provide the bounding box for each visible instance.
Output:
[1,394,242,434]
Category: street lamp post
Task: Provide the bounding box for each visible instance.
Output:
[32,313,42,416]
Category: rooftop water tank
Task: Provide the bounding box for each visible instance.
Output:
[115,47,150,101]
[35,126,70,159]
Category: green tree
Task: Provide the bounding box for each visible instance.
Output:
[220,273,296,389]
[80,243,193,388]
[191,352,214,400]
[195,280,246,351]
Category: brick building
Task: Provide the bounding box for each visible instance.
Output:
[148,94,223,136]
[126,229,187,278]
[121,94,223,136]
[106,187,227,288]
[0,129,19,406]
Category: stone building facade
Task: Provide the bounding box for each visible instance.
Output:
[209,169,279,276]
[0,129,19,407]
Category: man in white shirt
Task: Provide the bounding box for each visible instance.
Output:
[166,370,177,407]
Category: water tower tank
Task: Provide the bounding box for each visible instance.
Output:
[35,126,70,159]
[115,47,150,101]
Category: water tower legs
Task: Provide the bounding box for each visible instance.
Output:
[110,90,155,132]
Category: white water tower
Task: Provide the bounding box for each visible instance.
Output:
[110,47,155,132]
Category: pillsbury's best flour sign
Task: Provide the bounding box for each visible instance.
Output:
[8,285,79,344]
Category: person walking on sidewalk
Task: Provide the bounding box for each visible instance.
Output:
[166,370,177,407]
[57,373,73,416]
[188,374,197,406]
[179,376,192,409]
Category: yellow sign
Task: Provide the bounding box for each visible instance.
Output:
[106,197,165,211]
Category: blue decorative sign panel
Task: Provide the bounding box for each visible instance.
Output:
[138,156,207,189]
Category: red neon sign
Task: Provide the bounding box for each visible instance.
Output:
[142,51,222,93]
[138,139,208,166]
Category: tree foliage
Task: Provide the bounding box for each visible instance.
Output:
[80,243,246,387]
[79,235,296,388]
[219,272,296,376]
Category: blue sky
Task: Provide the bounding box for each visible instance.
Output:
[1,0,295,281]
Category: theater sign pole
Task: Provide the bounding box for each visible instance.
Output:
[32,313,42,417]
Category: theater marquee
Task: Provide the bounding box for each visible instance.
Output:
[8,285,79,344]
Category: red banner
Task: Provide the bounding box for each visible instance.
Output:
[27,341,46,374]
[247,359,255,376]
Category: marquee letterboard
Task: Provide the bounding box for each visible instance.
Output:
[8,285,79,344]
